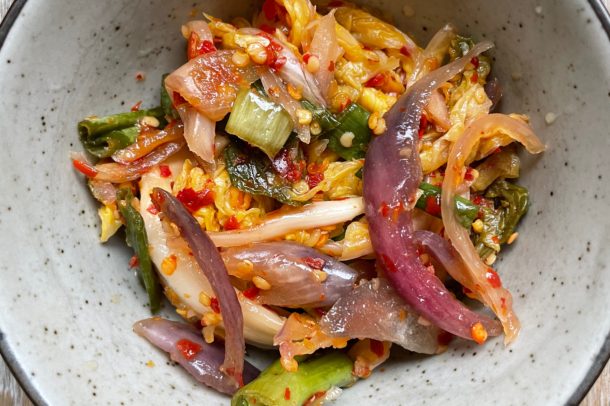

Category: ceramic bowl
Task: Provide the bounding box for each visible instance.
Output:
[1,0,609,404]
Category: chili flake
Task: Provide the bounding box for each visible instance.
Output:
[242,286,260,300]
[72,159,98,178]
[159,165,172,178]
[369,339,385,357]
[304,257,325,270]
[365,73,386,88]
[224,215,240,230]
[470,322,488,344]
[425,195,442,216]
[128,255,139,269]
[130,100,142,112]
[210,297,221,313]
[176,187,214,212]
[486,268,502,288]
[176,339,202,360]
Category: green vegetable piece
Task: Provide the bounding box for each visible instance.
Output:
[78,107,165,158]
[160,74,179,119]
[473,180,529,258]
[225,87,293,158]
[448,35,491,81]
[301,100,340,132]
[231,352,355,406]
[250,79,267,96]
[326,103,371,160]
[116,188,161,313]
[224,142,300,206]
[416,182,479,228]
[472,146,520,192]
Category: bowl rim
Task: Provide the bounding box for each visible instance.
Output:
[0,0,608,404]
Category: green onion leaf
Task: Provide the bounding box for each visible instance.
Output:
[224,141,300,206]
[326,103,371,160]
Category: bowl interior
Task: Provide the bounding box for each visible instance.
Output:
[0,0,609,404]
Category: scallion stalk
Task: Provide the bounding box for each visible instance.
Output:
[116,188,161,313]
[231,352,355,406]
[78,107,165,158]
[225,88,293,158]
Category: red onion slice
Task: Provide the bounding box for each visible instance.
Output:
[222,241,358,308]
[72,140,185,183]
[441,114,545,343]
[320,278,442,354]
[363,42,501,343]
[150,188,245,387]
[134,318,259,395]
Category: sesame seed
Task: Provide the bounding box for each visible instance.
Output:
[507,232,519,245]
[339,131,355,148]
[252,275,271,290]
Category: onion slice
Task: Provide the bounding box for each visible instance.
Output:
[363,41,501,343]
[176,104,216,164]
[151,188,245,387]
[72,140,185,183]
[207,197,364,247]
[320,278,442,354]
[308,10,342,103]
[112,123,184,164]
[139,163,285,348]
[239,27,326,107]
[441,113,545,344]
[134,318,259,395]
[222,242,358,308]
[259,67,311,143]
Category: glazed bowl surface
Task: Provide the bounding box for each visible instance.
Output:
[0,0,609,404]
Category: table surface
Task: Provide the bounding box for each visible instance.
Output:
[0,0,609,404]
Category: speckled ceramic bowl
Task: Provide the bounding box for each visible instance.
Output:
[1,0,609,404]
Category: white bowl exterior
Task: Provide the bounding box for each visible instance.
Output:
[0,0,609,405]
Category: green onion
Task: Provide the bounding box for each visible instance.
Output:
[416,182,479,228]
[78,107,165,158]
[326,103,371,160]
[472,146,520,191]
[224,141,299,206]
[231,352,355,406]
[116,188,161,313]
[160,74,179,119]
[474,180,529,258]
[301,100,340,132]
[225,87,293,158]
